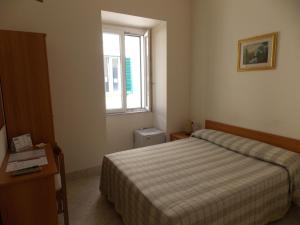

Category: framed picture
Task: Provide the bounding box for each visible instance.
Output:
[237,32,278,71]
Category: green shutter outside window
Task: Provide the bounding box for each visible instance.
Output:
[125,58,133,94]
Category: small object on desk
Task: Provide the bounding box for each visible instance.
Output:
[170,132,191,141]
[36,143,47,148]
[11,133,33,152]
[11,166,41,176]
[8,149,46,162]
[6,157,48,172]
[184,120,193,134]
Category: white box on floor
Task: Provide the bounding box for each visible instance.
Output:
[134,128,166,148]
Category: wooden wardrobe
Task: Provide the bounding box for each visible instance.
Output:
[0,30,58,225]
[0,30,55,145]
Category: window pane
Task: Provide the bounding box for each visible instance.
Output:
[125,35,142,109]
[103,33,120,56]
[103,33,122,110]
[141,36,146,108]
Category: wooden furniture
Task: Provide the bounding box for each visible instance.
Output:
[54,145,69,225]
[0,30,68,224]
[0,87,4,129]
[205,120,300,154]
[0,145,58,225]
[0,30,55,145]
[170,132,190,141]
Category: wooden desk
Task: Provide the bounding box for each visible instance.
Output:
[0,144,58,225]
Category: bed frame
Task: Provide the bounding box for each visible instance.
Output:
[205,120,300,154]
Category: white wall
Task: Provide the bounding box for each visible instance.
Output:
[0,0,191,172]
[0,127,7,166]
[106,113,153,153]
[191,0,300,139]
[152,22,167,132]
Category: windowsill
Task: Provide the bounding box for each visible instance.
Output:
[106,109,151,117]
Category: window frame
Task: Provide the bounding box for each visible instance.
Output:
[102,24,151,114]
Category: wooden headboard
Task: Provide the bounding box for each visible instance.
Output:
[205,120,300,154]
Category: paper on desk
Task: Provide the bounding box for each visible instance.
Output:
[6,157,48,172]
[8,149,46,162]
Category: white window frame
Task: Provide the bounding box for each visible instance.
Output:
[102,24,151,114]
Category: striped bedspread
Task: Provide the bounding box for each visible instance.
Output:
[100,130,300,225]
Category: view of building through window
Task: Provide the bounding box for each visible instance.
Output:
[103,33,122,110]
[125,35,142,109]
[102,26,150,113]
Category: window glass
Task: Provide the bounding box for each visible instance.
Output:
[125,35,142,109]
[103,33,122,110]
[102,27,150,113]
[103,33,120,56]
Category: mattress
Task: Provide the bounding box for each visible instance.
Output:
[100,131,300,225]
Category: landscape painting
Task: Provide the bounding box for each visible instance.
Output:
[238,32,278,71]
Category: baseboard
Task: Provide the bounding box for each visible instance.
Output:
[66,166,101,180]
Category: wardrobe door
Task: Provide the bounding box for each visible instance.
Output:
[0,85,4,129]
[0,30,55,145]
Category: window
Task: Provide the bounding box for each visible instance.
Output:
[102,25,151,113]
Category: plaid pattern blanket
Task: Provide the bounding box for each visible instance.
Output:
[100,130,300,225]
[192,129,300,206]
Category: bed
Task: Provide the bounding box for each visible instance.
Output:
[100,120,300,225]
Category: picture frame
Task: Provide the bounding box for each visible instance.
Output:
[237,32,278,72]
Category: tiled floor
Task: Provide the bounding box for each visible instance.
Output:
[59,172,300,225]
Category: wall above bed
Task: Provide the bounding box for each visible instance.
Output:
[191,0,300,140]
